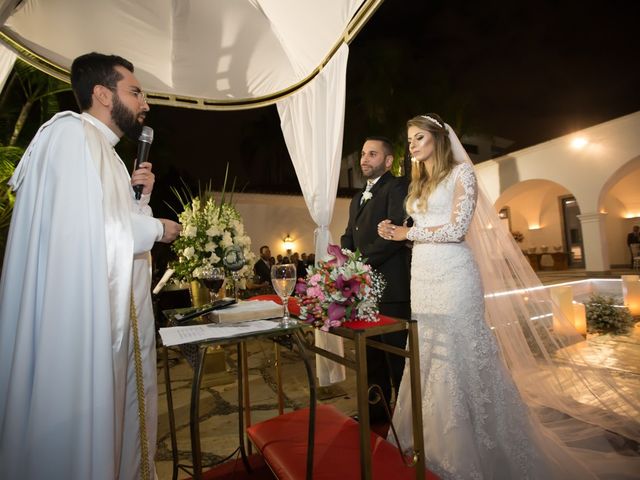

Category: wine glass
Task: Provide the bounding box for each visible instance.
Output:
[201,267,225,304]
[271,263,297,327]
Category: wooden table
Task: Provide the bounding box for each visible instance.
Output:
[525,251,569,271]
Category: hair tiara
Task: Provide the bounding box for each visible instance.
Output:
[421,115,444,128]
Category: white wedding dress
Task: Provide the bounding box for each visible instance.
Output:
[390,162,597,479]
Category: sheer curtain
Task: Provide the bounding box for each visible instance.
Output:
[0,43,16,92]
[276,44,349,385]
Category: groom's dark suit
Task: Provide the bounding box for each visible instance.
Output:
[341,171,411,422]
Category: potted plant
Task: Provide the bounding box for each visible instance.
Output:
[584,294,635,334]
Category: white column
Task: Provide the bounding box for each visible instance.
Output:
[577,212,609,272]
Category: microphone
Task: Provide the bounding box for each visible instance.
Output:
[133,126,154,200]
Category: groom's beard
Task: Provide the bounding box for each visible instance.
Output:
[362,163,386,180]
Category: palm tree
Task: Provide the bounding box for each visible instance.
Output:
[0,59,70,270]
[0,59,71,147]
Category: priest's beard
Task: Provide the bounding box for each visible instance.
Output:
[112,95,144,140]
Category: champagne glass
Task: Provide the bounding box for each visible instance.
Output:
[201,267,225,304]
[271,263,297,327]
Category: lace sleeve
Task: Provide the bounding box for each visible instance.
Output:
[407,163,477,243]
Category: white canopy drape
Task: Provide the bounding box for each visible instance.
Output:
[0,0,374,109]
[277,44,350,385]
[0,42,15,92]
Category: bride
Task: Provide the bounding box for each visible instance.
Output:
[377,113,640,479]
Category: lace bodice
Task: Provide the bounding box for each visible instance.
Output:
[407,162,477,243]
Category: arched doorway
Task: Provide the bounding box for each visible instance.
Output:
[598,156,640,267]
[495,179,581,270]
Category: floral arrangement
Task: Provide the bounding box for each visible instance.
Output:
[511,230,524,243]
[169,192,255,288]
[295,245,385,331]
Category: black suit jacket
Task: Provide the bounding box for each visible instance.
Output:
[627,232,640,246]
[254,258,271,283]
[341,172,410,304]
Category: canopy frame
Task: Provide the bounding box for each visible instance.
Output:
[0,0,383,111]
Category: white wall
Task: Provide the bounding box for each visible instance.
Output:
[230,192,351,259]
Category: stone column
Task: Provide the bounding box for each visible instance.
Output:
[577,212,609,273]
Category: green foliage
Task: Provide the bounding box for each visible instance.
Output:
[343,34,473,162]
[390,142,406,177]
[0,59,69,271]
[0,146,23,271]
[585,294,635,334]
[0,59,71,147]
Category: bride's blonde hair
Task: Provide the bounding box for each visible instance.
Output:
[405,113,455,214]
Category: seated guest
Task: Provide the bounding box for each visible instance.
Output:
[254,245,272,283]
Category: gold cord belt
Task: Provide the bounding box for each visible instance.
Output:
[130,291,150,480]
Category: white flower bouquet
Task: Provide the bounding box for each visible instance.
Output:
[170,192,255,289]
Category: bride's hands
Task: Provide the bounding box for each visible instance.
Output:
[377,219,409,241]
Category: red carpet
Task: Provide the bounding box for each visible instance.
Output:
[198,454,275,480]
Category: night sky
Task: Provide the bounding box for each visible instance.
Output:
[112,0,640,210]
[376,0,640,148]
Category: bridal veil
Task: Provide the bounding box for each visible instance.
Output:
[444,123,639,476]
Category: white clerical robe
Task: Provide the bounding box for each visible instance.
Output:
[0,111,162,480]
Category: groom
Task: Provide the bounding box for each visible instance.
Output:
[341,136,411,424]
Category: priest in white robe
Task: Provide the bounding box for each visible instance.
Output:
[0,52,181,480]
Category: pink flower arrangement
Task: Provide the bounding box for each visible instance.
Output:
[295,244,385,331]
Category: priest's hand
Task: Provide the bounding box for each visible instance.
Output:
[131,161,155,195]
[158,219,182,243]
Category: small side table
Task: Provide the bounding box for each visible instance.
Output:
[160,309,315,480]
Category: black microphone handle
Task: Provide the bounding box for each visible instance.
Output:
[133,141,152,200]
